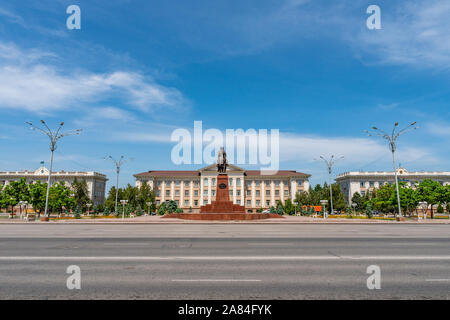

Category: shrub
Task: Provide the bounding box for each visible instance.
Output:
[437,204,444,214]
[136,206,143,216]
[175,208,183,213]
[102,207,111,216]
[74,206,82,219]
[157,203,166,216]
[188,206,192,213]
[365,203,373,219]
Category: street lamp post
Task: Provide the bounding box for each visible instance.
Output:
[146,201,152,216]
[26,120,82,218]
[320,199,329,219]
[351,202,357,216]
[105,156,132,216]
[418,201,427,221]
[120,199,128,220]
[86,203,92,216]
[365,122,418,218]
[315,155,344,216]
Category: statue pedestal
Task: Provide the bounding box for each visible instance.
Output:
[200,174,245,213]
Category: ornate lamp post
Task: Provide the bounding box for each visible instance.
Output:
[315,155,344,215]
[105,156,132,215]
[26,120,82,219]
[365,122,418,218]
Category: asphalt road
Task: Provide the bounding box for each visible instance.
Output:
[0,224,449,299]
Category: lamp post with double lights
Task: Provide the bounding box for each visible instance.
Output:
[315,155,344,216]
[365,122,418,218]
[105,156,132,216]
[26,120,82,219]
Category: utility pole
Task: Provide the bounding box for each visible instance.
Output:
[365,122,418,218]
[315,155,344,215]
[26,120,82,218]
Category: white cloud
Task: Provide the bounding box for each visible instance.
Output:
[0,43,186,113]
[356,0,450,69]
[425,122,450,137]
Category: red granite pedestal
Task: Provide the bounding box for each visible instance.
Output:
[200,174,245,213]
[164,174,283,220]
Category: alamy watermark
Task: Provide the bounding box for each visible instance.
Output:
[366,265,381,289]
[66,265,81,290]
[171,121,279,174]
[66,5,81,30]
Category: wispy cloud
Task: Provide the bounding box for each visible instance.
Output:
[356,0,450,70]
[0,43,186,113]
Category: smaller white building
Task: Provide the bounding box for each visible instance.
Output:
[0,166,108,205]
[336,168,450,204]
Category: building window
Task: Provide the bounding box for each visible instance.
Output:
[203,189,208,196]
[194,190,198,196]
[236,178,241,186]
[297,180,303,186]
[255,180,260,186]
[236,200,241,205]
[175,190,180,196]
[204,178,208,186]
[247,190,251,196]
[212,178,216,186]
[246,181,251,187]
[256,190,260,197]
[156,190,160,196]
[266,200,270,206]
[236,190,240,196]
[229,178,233,185]
[212,190,216,196]
[369,181,374,187]
[275,180,280,186]
[185,190,189,196]
[157,181,162,186]
[360,182,364,188]
[165,190,170,197]
[194,181,199,187]
[156,200,160,205]
[229,191,233,196]
[256,200,260,207]
[184,200,189,206]
[194,200,198,206]
[266,190,270,196]
[247,200,251,206]
[185,181,189,187]
[175,180,180,186]
[275,190,280,196]
[284,190,289,196]
[265,180,270,185]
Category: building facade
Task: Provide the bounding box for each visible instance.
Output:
[134,164,310,212]
[0,166,108,205]
[336,168,450,204]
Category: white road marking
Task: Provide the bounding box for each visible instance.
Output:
[425,279,450,282]
[0,255,450,261]
[171,279,261,282]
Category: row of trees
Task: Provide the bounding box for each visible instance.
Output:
[104,183,156,215]
[0,178,91,216]
[294,183,347,212]
[351,179,450,218]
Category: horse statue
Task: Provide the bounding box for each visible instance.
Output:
[217,147,227,173]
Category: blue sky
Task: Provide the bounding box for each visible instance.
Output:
[0,0,449,189]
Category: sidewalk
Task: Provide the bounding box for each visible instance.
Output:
[0,215,449,224]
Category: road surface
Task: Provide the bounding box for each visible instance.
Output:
[0,224,449,299]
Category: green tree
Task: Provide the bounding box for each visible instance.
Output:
[284,199,295,215]
[48,182,75,215]
[166,200,178,213]
[417,179,443,219]
[71,178,91,211]
[351,192,364,212]
[137,183,156,213]
[1,178,30,214]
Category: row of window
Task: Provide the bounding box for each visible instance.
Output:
[156,189,291,197]
[150,179,304,187]
[156,199,276,207]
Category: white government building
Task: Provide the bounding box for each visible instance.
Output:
[134,164,310,212]
[336,167,450,204]
[0,166,108,205]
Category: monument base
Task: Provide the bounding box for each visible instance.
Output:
[200,173,245,213]
[163,213,283,221]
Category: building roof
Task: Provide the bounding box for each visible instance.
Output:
[134,170,200,177]
[134,169,310,178]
